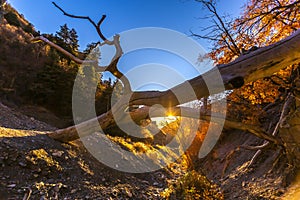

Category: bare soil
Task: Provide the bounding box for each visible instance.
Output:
[0,102,174,199]
[0,102,300,199]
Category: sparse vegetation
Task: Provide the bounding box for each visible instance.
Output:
[162,170,224,200]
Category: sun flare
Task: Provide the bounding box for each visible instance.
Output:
[165,112,177,122]
[167,113,174,118]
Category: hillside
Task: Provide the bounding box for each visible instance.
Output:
[0,5,43,104]
[0,3,116,126]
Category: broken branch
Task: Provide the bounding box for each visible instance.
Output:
[52,2,107,41]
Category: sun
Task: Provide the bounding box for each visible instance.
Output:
[167,113,174,118]
[166,112,177,122]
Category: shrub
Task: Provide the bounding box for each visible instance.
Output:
[162,170,224,200]
[4,12,20,27]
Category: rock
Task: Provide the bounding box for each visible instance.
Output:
[112,189,119,196]
[141,180,149,185]
[40,195,46,200]
[7,184,16,188]
[47,179,54,183]
[125,189,133,198]
[52,150,64,157]
[18,161,27,167]
[71,189,77,194]
[53,185,60,192]
[153,182,159,186]
[84,181,90,185]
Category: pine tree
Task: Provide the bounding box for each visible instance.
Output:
[69,28,79,51]
[56,23,79,53]
[56,24,70,44]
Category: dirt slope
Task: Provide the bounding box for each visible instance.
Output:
[0,103,175,199]
[1,102,300,199]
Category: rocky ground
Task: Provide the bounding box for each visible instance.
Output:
[0,102,300,199]
[0,102,180,199]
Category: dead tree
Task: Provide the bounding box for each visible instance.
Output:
[32,2,300,167]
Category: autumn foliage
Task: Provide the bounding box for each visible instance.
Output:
[198,0,300,124]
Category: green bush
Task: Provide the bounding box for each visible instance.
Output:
[23,23,35,34]
[4,11,20,27]
[162,170,224,200]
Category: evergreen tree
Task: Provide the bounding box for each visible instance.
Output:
[56,23,79,53]
[56,24,70,45]
[69,28,79,51]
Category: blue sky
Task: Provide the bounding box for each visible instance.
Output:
[8,0,247,90]
[8,0,246,50]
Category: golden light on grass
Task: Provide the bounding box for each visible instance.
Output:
[29,149,62,171]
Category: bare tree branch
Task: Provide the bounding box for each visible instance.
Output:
[32,34,132,92]
[195,0,241,55]
[31,36,100,66]
[236,0,300,26]
[47,2,133,92]
[52,2,107,41]
[101,35,132,92]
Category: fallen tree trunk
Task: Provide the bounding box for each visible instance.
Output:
[47,106,280,144]
[46,29,300,142]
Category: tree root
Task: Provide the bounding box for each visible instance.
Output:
[268,148,284,174]
[241,142,270,150]
[247,93,293,168]
[221,147,241,178]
